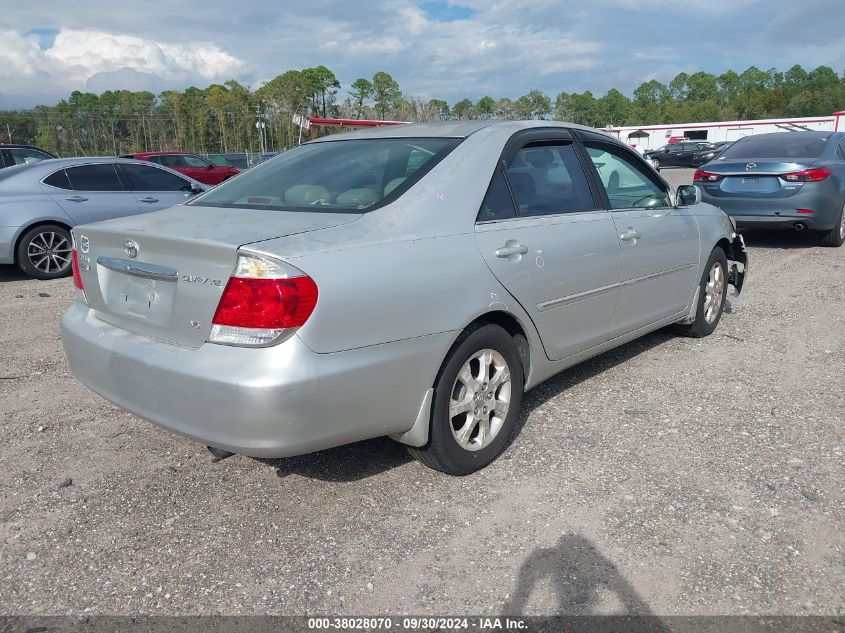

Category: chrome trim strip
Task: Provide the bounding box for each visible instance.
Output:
[96,257,178,281]
[537,263,697,311]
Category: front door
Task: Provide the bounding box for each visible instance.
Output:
[474,131,622,361]
[581,138,700,336]
[45,163,140,225]
[118,163,199,211]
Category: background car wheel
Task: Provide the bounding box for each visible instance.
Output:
[818,203,845,247]
[16,224,73,280]
[651,158,661,170]
[408,324,524,476]
[674,246,728,338]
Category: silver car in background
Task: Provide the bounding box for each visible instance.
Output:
[61,121,747,475]
[0,157,206,279]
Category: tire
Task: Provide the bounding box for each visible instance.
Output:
[16,224,73,280]
[408,324,525,475]
[651,158,661,170]
[818,203,845,247]
[674,246,729,338]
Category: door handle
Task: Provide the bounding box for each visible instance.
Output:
[65,195,89,203]
[619,228,641,242]
[495,243,529,258]
[139,197,160,203]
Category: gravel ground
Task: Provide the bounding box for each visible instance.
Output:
[1,168,843,616]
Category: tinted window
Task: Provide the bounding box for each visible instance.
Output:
[192,138,460,213]
[121,163,192,191]
[157,155,184,168]
[837,140,845,161]
[183,154,210,168]
[505,143,595,216]
[584,142,671,209]
[65,164,124,191]
[9,148,50,165]
[720,135,828,160]
[43,169,71,190]
[478,167,516,222]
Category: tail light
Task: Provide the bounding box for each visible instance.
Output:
[693,170,724,182]
[779,168,832,182]
[71,249,84,290]
[209,253,318,347]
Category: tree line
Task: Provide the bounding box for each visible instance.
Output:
[1,64,843,157]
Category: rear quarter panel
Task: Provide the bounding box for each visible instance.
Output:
[0,195,74,264]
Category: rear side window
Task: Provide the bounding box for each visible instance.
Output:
[505,143,595,216]
[157,155,184,168]
[120,163,192,191]
[43,169,72,190]
[584,142,671,209]
[478,167,516,222]
[191,137,461,212]
[65,164,124,191]
[837,140,845,161]
[720,135,828,160]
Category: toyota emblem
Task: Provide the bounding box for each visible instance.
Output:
[79,235,89,254]
[124,239,139,258]
[745,163,757,171]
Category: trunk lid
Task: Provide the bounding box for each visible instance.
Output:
[702,159,814,199]
[74,205,359,348]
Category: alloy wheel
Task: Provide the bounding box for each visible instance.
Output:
[449,349,512,452]
[703,261,726,324]
[27,231,71,274]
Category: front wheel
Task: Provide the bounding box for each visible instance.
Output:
[408,324,524,475]
[818,203,845,247]
[651,158,661,170]
[674,247,728,338]
[16,224,73,280]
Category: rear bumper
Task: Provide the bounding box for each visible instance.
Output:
[60,302,452,458]
[700,184,842,230]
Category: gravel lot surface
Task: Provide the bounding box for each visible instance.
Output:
[1,168,843,616]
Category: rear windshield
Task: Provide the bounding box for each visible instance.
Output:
[719,135,828,160]
[190,137,461,212]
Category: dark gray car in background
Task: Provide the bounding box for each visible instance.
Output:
[694,131,845,246]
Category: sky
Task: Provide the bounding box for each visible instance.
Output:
[1,0,843,109]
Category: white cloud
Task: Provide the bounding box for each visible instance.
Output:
[0,28,244,106]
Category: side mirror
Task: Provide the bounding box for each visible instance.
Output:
[206,163,214,170]
[677,184,701,206]
[190,185,204,194]
[663,148,671,153]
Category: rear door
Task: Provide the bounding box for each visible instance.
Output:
[44,163,141,225]
[474,130,622,361]
[580,135,700,336]
[118,163,200,211]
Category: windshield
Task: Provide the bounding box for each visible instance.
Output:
[191,137,461,212]
[719,135,828,160]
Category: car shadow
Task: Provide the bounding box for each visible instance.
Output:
[502,534,670,630]
[739,228,820,249]
[255,328,676,484]
[0,265,29,282]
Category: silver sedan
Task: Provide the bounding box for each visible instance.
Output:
[0,157,205,279]
[61,121,747,475]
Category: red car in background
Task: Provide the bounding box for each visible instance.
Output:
[122,152,240,185]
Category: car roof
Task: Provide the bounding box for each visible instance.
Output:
[128,151,197,156]
[308,119,600,142]
[0,156,201,178]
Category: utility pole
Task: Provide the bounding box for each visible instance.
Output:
[6,124,12,144]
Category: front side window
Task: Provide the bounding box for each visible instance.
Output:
[121,163,192,192]
[64,164,124,191]
[191,137,460,213]
[505,143,595,216]
[584,142,671,209]
[183,154,210,168]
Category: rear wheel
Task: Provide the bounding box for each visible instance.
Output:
[674,246,728,338]
[408,324,524,475]
[651,157,661,170]
[818,203,845,247]
[16,224,73,280]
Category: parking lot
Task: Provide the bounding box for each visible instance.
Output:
[1,168,843,616]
